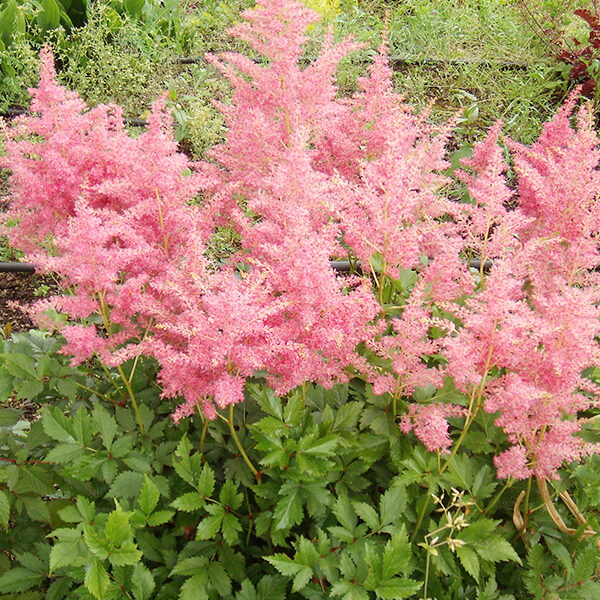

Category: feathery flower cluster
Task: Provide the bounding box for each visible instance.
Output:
[445,103,600,479]
[2,0,600,479]
[1,47,202,365]
[400,403,467,454]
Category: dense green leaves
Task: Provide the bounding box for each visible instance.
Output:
[0,333,597,598]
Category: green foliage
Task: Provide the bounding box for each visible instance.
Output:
[0,332,599,598]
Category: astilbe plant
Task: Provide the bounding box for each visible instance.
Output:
[3,0,600,518]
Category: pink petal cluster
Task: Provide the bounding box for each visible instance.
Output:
[399,403,467,454]
[445,100,600,479]
[1,46,202,366]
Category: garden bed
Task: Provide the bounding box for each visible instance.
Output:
[0,273,59,333]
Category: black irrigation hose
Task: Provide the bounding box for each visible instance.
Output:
[0,262,35,273]
[0,259,492,275]
[329,259,493,274]
[2,106,149,128]
[175,55,531,70]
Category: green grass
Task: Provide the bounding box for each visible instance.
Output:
[0,0,595,151]
[322,0,586,143]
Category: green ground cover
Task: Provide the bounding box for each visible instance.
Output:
[0,0,593,151]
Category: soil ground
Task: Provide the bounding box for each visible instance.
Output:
[0,271,58,333]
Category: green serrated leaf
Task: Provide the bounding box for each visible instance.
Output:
[196,513,224,540]
[46,443,83,464]
[11,551,45,574]
[198,463,215,497]
[273,486,303,530]
[382,531,411,578]
[256,574,288,600]
[123,454,152,473]
[220,480,243,510]
[50,527,82,542]
[283,393,303,425]
[41,407,74,443]
[58,504,82,524]
[236,579,257,600]
[171,556,209,577]
[72,407,93,447]
[0,490,9,530]
[3,353,37,379]
[0,567,44,593]
[84,559,110,600]
[107,471,144,499]
[545,537,572,574]
[16,379,44,400]
[171,492,206,512]
[92,404,117,451]
[250,385,283,420]
[49,541,80,572]
[105,503,131,546]
[23,496,51,523]
[179,573,209,600]
[353,501,379,530]
[333,401,363,431]
[222,512,243,545]
[375,578,422,599]
[147,510,174,526]
[330,580,369,600]
[83,524,110,560]
[574,546,597,583]
[55,377,78,400]
[333,495,356,531]
[208,561,231,596]
[300,434,339,457]
[46,577,73,600]
[138,476,160,516]
[131,562,155,600]
[457,545,480,581]
[264,554,304,577]
[474,536,521,565]
[76,496,96,521]
[380,486,407,526]
[291,565,312,593]
[108,541,142,566]
[110,434,134,458]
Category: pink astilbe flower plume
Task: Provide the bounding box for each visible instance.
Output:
[1,48,204,365]
[445,106,600,479]
[400,403,467,454]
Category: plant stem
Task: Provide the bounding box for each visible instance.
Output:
[96,292,144,434]
[523,475,532,526]
[423,552,431,600]
[484,479,513,515]
[117,364,145,435]
[198,409,208,464]
[227,404,259,481]
[128,319,153,384]
[440,346,494,474]
[72,379,119,404]
[411,492,431,542]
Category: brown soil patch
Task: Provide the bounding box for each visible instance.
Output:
[0,272,59,333]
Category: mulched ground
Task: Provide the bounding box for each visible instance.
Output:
[0,271,59,333]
